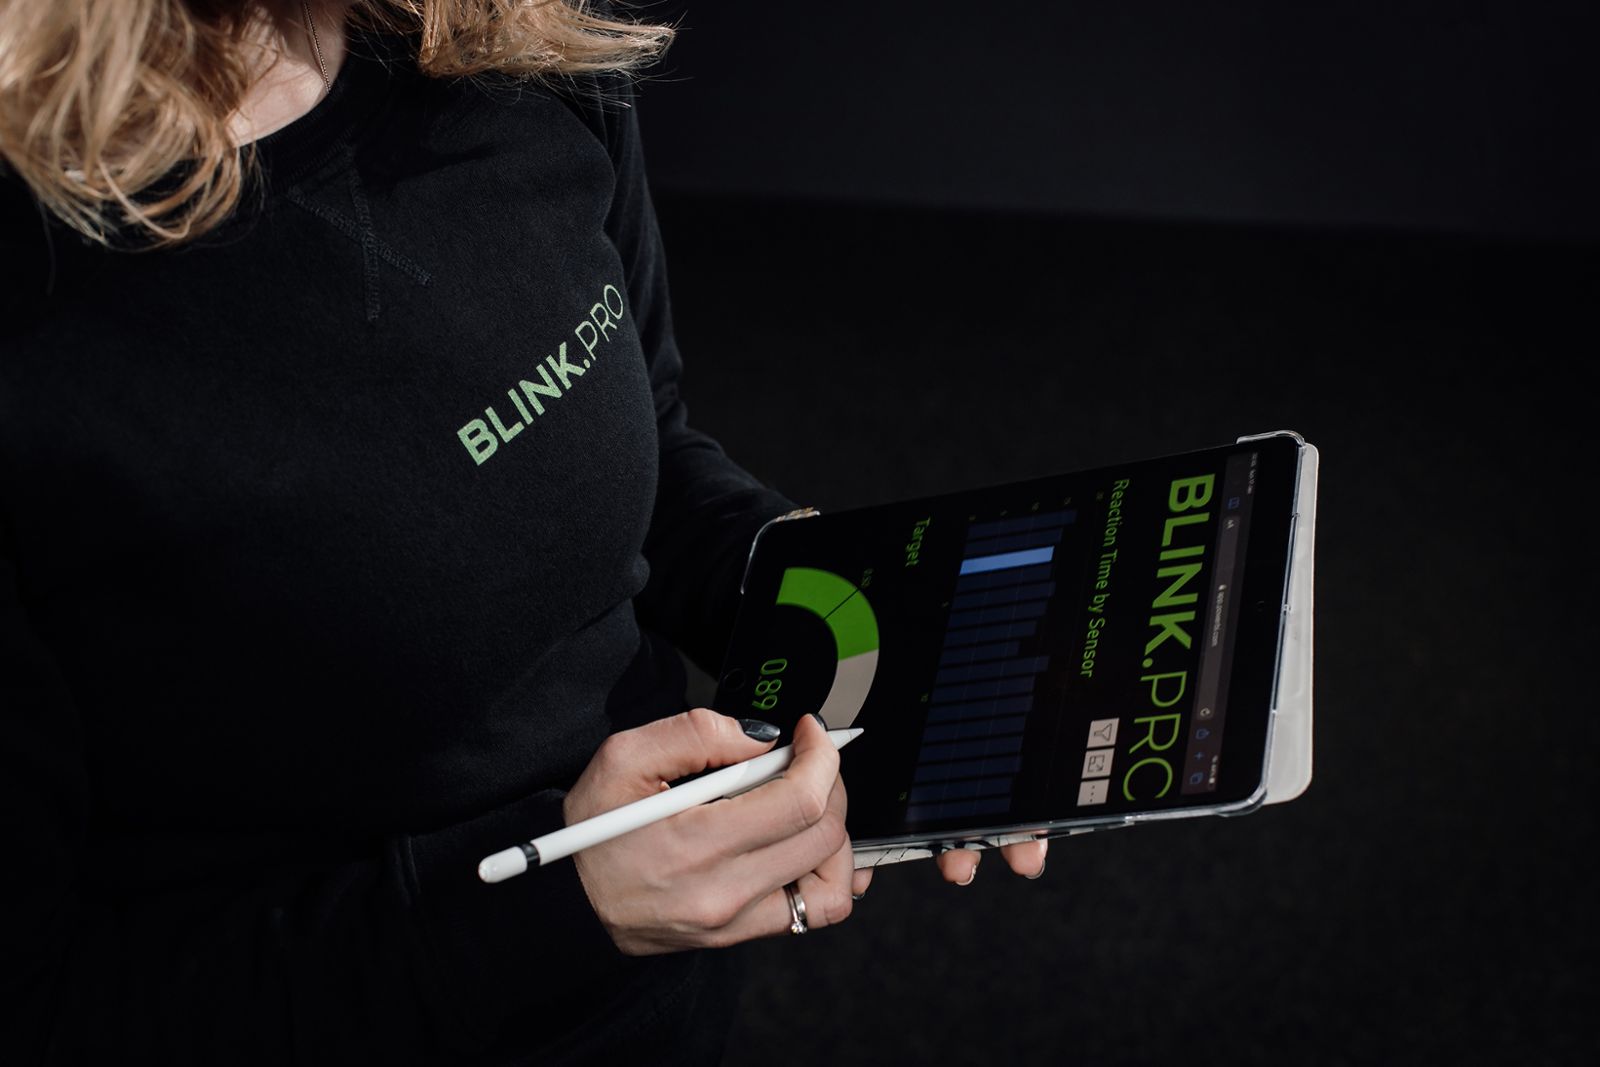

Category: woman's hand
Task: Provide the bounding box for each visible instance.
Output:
[563,709,874,955]
[933,836,1048,886]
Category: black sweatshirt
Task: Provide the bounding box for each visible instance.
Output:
[0,30,794,1065]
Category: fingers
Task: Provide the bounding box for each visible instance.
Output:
[782,712,842,820]
[749,830,858,939]
[936,847,980,886]
[1000,837,1048,879]
[753,773,859,938]
[708,768,850,915]
[571,707,779,814]
[677,712,840,857]
[566,712,862,953]
[803,800,859,928]
[934,837,1049,885]
[682,769,859,946]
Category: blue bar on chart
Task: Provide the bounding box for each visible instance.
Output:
[953,562,1053,592]
[959,546,1055,576]
[905,507,1077,824]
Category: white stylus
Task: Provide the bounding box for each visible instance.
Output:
[477,726,864,883]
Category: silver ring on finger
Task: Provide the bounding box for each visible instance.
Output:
[783,880,809,935]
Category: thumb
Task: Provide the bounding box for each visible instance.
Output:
[773,710,841,797]
[788,709,835,757]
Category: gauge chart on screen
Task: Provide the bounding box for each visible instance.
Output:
[720,566,881,731]
[775,567,880,728]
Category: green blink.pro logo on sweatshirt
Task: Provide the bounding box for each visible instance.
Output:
[457,283,626,466]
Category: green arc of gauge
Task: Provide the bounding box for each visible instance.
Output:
[775,566,880,729]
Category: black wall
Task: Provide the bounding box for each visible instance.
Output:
[623,4,1596,1063]
[635,0,1597,241]
[651,196,1594,1067]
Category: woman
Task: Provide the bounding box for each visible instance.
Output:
[0,2,1047,1062]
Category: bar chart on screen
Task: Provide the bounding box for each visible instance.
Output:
[903,507,1077,823]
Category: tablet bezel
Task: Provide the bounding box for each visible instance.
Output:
[717,432,1313,853]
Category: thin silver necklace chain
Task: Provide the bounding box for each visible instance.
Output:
[300,1,332,95]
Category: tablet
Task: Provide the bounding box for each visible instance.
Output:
[711,431,1318,864]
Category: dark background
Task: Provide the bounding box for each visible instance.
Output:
[627,2,1597,1064]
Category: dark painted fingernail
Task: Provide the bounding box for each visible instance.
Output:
[852,892,866,901]
[739,719,781,742]
[810,712,828,730]
[1027,858,1047,881]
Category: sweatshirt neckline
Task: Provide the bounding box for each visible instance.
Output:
[248,29,404,187]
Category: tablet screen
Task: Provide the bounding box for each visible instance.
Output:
[714,435,1303,844]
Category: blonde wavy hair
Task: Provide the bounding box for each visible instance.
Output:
[0,0,674,248]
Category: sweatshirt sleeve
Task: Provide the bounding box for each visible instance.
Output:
[591,77,801,676]
[0,538,631,1063]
